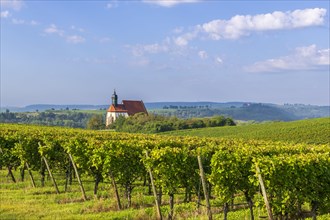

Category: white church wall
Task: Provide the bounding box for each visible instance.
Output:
[106,112,128,126]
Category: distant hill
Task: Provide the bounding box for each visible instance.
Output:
[1,104,109,112]
[149,103,329,122]
[144,102,244,109]
[1,102,329,122]
[1,102,246,112]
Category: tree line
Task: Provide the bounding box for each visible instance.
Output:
[105,113,235,133]
[1,110,234,133]
[0,110,93,128]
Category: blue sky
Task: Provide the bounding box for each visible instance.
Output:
[1,0,329,107]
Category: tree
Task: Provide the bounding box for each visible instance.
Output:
[87,115,104,130]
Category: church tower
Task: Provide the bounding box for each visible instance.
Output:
[111,90,118,106]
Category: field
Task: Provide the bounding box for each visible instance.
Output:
[2,161,329,220]
[1,169,275,220]
[1,119,329,219]
[163,117,330,144]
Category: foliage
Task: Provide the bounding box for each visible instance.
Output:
[210,147,257,203]
[87,115,105,130]
[0,110,98,128]
[0,123,329,219]
[108,113,235,133]
[164,117,330,144]
[254,153,330,217]
[144,146,199,196]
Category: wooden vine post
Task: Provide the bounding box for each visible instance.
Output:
[64,163,70,192]
[197,179,202,209]
[256,164,273,220]
[42,156,60,194]
[25,162,36,188]
[68,153,87,201]
[109,170,122,210]
[145,151,162,220]
[197,155,212,220]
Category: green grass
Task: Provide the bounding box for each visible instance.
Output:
[72,110,105,114]
[1,170,330,219]
[0,171,156,220]
[162,117,330,144]
[49,109,105,115]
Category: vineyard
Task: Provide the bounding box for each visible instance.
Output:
[163,118,330,145]
[1,123,330,219]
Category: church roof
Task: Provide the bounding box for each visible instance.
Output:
[107,100,147,116]
[107,104,127,113]
[122,100,148,115]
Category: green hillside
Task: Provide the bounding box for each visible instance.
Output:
[150,103,329,121]
[163,117,330,144]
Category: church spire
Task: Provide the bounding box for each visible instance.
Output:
[112,89,118,106]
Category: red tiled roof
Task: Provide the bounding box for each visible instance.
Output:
[122,100,148,115]
[107,100,148,116]
[107,104,127,113]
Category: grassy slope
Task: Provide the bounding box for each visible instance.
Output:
[163,117,330,144]
[0,170,271,220]
[0,170,159,220]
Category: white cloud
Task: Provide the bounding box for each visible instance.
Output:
[290,8,327,28]
[99,37,111,43]
[1,0,24,11]
[130,57,151,67]
[198,50,208,60]
[67,57,117,64]
[44,24,85,44]
[1,10,10,18]
[174,29,199,46]
[174,8,327,45]
[129,42,170,57]
[174,36,189,46]
[66,35,85,44]
[11,18,24,24]
[106,0,118,9]
[215,57,223,64]
[203,8,326,39]
[172,27,184,34]
[44,24,64,36]
[70,25,84,32]
[245,45,330,73]
[30,20,38,25]
[11,18,38,25]
[142,0,200,7]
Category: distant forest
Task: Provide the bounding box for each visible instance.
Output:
[150,103,329,121]
[0,110,93,128]
[0,103,328,130]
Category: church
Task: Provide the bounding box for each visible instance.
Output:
[106,90,148,126]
